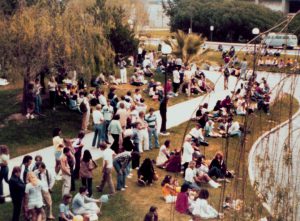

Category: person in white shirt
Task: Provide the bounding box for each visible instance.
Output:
[189,124,206,146]
[98,90,107,107]
[190,189,219,219]
[92,104,105,148]
[101,101,114,143]
[35,162,55,220]
[136,98,147,115]
[136,111,149,152]
[184,161,200,191]
[96,143,115,194]
[119,60,127,84]
[182,136,197,175]
[173,67,180,96]
[133,88,142,104]
[227,118,241,137]
[81,92,91,131]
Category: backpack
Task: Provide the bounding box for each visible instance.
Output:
[80,102,88,113]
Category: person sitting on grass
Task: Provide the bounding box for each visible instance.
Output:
[175,183,190,214]
[161,175,179,203]
[189,124,208,146]
[59,194,74,221]
[208,151,234,182]
[156,140,171,168]
[184,161,200,191]
[165,150,182,173]
[204,120,222,138]
[144,206,158,221]
[138,158,155,186]
[72,186,102,221]
[189,189,219,219]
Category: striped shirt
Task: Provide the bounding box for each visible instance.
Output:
[145,113,157,127]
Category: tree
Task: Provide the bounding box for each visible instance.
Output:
[164,30,205,64]
[0,3,114,113]
[109,7,139,57]
[163,0,283,42]
[88,0,139,58]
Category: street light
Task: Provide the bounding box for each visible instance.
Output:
[210,25,214,41]
[252,27,260,80]
[160,44,172,136]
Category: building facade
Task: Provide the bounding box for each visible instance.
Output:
[255,0,300,13]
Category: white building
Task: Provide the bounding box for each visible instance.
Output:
[255,0,300,13]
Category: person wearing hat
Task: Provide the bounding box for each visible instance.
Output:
[92,104,105,148]
[145,108,159,150]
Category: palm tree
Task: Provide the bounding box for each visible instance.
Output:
[164,30,206,64]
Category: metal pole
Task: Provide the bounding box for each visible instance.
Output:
[210,31,213,41]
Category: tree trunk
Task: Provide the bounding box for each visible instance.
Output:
[22,67,30,115]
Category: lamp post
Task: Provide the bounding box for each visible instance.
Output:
[252,27,260,80]
[160,44,172,136]
[210,25,214,41]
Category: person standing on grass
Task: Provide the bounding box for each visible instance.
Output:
[102,100,114,143]
[173,67,180,96]
[0,145,9,197]
[145,108,159,150]
[80,150,97,197]
[34,78,43,115]
[92,104,105,148]
[81,92,91,131]
[9,166,25,221]
[113,148,132,191]
[61,147,73,196]
[48,76,58,111]
[119,59,127,84]
[35,162,55,220]
[96,143,116,194]
[108,114,123,153]
[137,111,149,152]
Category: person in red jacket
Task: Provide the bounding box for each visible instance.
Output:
[175,183,190,214]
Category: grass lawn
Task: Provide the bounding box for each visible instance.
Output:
[0,70,213,157]
[0,94,297,221]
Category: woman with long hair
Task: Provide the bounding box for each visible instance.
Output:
[80,150,97,197]
[138,158,155,186]
[161,175,178,203]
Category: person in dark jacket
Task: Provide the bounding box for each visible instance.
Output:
[144,206,158,221]
[9,166,26,221]
[208,151,233,180]
[138,158,155,186]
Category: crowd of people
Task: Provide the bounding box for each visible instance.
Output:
[0,42,276,221]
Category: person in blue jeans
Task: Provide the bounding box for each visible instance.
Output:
[0,145,9,197]
[113,150,132,191]
[92,104,105,148]
[145,108,159,150]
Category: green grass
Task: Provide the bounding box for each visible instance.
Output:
[0,94,297,221]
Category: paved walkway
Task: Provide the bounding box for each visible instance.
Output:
[3,71,234,195]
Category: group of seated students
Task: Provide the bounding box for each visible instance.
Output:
[258,57,298,68]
